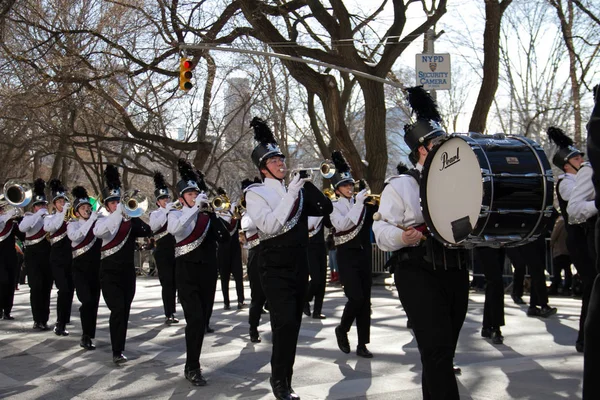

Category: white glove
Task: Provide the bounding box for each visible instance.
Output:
[38,208,49,216]
[195,193,209,208]
[90,211,98,221]
[165,202,175,211]
[355,189,369,204]
[287,174,309,197]
[63,203,71,213]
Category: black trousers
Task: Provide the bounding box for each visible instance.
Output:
[337,246,372,346]
[25,243,53,324]
[512,255,526,298]
[0,253,17,316]
[176,252,218,371]
[395,260,469,400]
[475,247,505,329]
[259,246,308,381]
[101,259,136,354]
[248,246,266,329]
[551,254,573,289]
[506,238,549,307]
[154,244,176,317]
[50,245,74,325]
[217,237,244,306]
[305,242,327,315]
[583,217,600,399]
[72,254,101,338]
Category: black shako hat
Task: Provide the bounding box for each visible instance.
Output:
[49,178,69,203]
[176,159,209,197]
[546,126,584,170]
[153,171,170,202]
[330,150,354,189]
[31,178,47,206]
[250,117,284,169]
[101,164,122,204]
[403,86,446,152]
[72,186,91,212]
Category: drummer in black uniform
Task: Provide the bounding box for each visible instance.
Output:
[241,177,267,343]
[373,86,469,399]
[93,165,152,364]
[167,159,229,386]
[44,179,74,336]
[19,179,53,331]
[67,186,102,350]
[0,198,24,320]
[149,172,178,325]
[329,151,375,358]
[245,117,332,400]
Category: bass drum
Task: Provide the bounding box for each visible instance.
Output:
[420,133,554,247]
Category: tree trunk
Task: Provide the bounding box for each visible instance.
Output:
[359,79,388,193]
[469,0,513,133]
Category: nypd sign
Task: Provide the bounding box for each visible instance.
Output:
[415,53,451,90]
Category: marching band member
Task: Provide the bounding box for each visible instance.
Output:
[44,179,74,336]
[245,117,332,400]
[93,165,152,364]
[18,179,53,331]
[167,159,229,386]
[241,177,266,343]
[215,187,245,311]
[67,186,102,350]
[0,199,24,320]
[372,86,469,399]
[329,151,375,358]
[149,172,178,325]
[303,213,330,320]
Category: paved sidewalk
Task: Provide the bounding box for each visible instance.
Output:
[0,277,584,399]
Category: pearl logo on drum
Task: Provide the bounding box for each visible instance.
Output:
[440,147,461,171]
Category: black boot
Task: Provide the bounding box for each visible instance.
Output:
[270,377,293,400]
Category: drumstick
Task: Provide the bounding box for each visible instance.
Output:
[373,212,427,241]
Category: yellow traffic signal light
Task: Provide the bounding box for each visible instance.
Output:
[179,58,193,91]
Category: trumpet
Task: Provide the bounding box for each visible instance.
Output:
[121,189,148,218]
[211,194,231,212]
[354,179,379,205]
[3,180,33,208]
[323,188,337,201]
[290,160,337,180]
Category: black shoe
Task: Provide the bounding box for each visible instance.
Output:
[39,322,49,331]
[481,327,492,338]
[312,312,326,320]
[113,353,128,364]
[205,325,215,333]
[288,376,300,400]
[539,305,557,318]
[250,328,261,343]
[356,345,373,358]
[54,323,69,336]
[303,302,311,317]
[270,377,292,400]
[511,294,526,305]
[407,320,413,330]
[237,302,246,310]
[80,335,96,350]
[527,307,541,317]
[3,313,14,320]
[170,315,179,323]
[491,329,504,345]
[335,325,350,354]
[453,364,462,375]
[185,368,207,386]
[576,341,584,353]
[33,322,41,330]
[224,303,231,310]
[165,316,173,325]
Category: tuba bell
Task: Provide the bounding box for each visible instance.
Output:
[3,180,33,208]
[121,189,148,218]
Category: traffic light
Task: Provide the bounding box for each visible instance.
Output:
[179,57,193,91]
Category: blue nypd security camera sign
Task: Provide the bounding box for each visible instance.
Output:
[415,53,451,90]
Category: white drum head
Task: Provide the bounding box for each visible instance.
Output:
[424,136,483,244]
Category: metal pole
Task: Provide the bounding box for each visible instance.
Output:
[424,29,437,101]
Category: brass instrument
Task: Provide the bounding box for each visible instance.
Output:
[365,194,380,206]
[63,205,76,221]
[291,160,337,180]
[354,179,379,205]
[121,189,148,218]
[323,188,337,201]
[171,200,183,210]
[211,194,231,212]
[3,180,33,208]
[0,195,24,219]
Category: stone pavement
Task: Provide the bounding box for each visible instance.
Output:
[0,277,584,399]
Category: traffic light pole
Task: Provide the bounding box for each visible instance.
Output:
[179,44,405,90]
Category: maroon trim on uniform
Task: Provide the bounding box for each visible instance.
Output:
[49,221,67,238]
[154,223,167,235]
[73,222,97,250]
[175,213,210,248]
[26,227,46,241]
[101,220,131,252]
[0,220,14,237]
[246,232,259,241]
[334,206,365,238]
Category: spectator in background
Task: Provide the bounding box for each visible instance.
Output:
[549,216,573,296]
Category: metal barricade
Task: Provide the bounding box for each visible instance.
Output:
[371,244,392,274]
